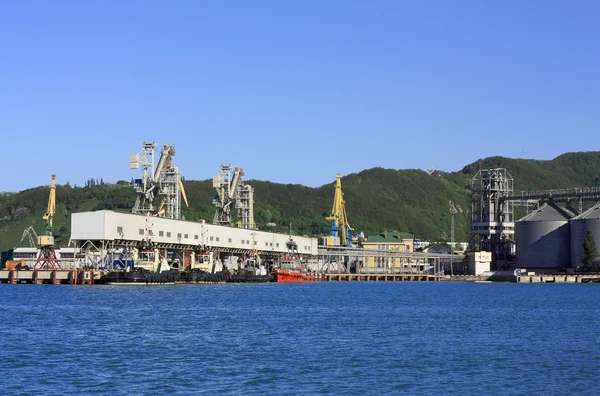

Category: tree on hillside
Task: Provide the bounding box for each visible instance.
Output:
[582,230,598,272]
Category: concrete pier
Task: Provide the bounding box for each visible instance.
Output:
[0,270,95,285]
[323,273,443,282]
[448,273,600,283]
[2,269,600,285]
[517,275,600,283]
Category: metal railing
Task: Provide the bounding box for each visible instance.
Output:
[503,187,600,202]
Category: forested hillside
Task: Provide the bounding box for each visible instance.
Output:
[1,152,599,251]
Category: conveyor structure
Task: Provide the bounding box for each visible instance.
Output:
[130,142,189,220]
[212,165,254,229]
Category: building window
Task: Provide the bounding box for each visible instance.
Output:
[246,240,250,245]
[166,232,171,238]
[276,243,279,247]
[139,229,144,236]
[241,240,245,244]
[210,236,214,241]
[194,235,199,240]
[177,233,182,239]
[117,227,123,234]
[159,231,164,237]
[184,234,188,239]
[270,243,273,246]
[216,237,220,242]
[228,238,232,243]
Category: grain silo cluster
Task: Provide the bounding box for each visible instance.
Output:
[516,202,600,273]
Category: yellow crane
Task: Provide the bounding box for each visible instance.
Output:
[179,180,189,209]
[43,174,56,237]
[35,174,60,269]
[326,173,353,246]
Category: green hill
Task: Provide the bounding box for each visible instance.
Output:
[1,151,599,251]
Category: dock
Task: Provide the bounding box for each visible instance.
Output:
[449,273,600,283]
[319,273,443,282]
[3,269,600,285]
[0,269,445,285]
[0,270,96,285]
[517,274,600,284]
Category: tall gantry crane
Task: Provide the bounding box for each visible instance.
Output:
[130,142,189,220]
[326,173,353,246]
[212,165,254,228]
[20,226,39,248]
[35,174,60,270]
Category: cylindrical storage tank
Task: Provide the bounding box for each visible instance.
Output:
[570,203,600,268]
[516,203,572,273]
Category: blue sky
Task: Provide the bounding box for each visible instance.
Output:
[1,0,598,191]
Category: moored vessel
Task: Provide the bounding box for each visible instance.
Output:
[271,267,315,282]
[271,234,314,283]
[230,253,272,283]
[99,269,149,285]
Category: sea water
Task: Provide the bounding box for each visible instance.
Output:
[1,282,599,395]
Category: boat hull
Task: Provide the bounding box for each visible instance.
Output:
[272,269,315,283]
[100,271,148,285]
[99,269,178,285]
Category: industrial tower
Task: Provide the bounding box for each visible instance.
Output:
[212,165,254,228]
[34,174,60,270]
[326,173,353,246]
[469,168,515,268]
[130,142,189,220]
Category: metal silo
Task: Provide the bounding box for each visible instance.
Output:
[516,203,572,273]
[570,203,600,268]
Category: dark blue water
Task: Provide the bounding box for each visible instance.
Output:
[1,282,599,395]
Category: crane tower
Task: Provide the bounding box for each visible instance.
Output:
[326,174,353,246]
[212,165,254,228]
[34,174,60,270]
[130,142,189,220]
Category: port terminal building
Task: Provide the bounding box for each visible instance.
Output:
[70,210,318,269]
[362,231,414,270]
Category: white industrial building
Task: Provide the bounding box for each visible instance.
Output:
[71,210,318,256]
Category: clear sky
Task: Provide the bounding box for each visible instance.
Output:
[1,0,598,191]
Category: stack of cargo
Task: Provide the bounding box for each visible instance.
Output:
[5,260,27,270]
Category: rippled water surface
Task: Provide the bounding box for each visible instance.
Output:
[1,282,599,395]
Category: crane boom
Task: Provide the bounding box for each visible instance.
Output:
[179,180,189,208]
[326,174,353,246]
[153,144,175,181]
[229,167,244,199]
[43,174,56,236]
[20,226,39,248]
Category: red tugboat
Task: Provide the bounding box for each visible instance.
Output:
[271,230,315,283]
